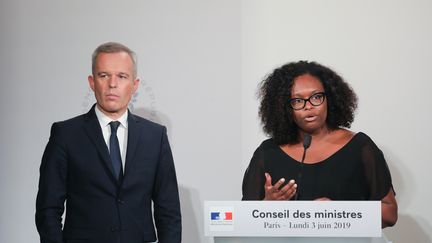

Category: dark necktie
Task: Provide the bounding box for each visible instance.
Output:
[109,121,122,180]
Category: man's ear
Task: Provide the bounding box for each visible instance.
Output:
[88,75,95,91]
[133,78,140,93]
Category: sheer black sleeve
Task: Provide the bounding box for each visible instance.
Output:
[360,133,394,200]
[242,145,266,200]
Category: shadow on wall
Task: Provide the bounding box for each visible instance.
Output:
[133,107,173,141]
[179,186,202,243]
[382,149,431,243]
[385,214,431,243]
[133,108,204,242]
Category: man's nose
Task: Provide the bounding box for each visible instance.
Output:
[108,76,118,88]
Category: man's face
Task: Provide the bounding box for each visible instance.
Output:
[88,52,139,119]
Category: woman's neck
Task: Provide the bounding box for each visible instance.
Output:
[299,126,332,143]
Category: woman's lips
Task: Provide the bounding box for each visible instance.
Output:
[304,115,317,122]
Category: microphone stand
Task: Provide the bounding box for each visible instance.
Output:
[294,134,311,200]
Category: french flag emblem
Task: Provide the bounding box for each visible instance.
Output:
[211,211,233,221]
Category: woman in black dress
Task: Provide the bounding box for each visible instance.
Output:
[242,61,398,228]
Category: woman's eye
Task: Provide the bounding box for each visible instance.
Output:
[312,94,323,100]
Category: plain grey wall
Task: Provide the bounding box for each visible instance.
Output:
[0,1,241,243]
[1,0,431,243]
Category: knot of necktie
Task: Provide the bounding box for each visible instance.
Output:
[109,121,121,133]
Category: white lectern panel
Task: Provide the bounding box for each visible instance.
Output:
[214,236,390,243]
[204,201,381,237]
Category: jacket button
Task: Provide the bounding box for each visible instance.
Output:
[117,199,124,204]
[111,226,119,232]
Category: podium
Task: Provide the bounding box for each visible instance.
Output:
[204,201,391,243]
[213,237,390,243]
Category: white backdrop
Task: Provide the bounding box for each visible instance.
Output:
[0,0,431,242]
[0,1,241,243]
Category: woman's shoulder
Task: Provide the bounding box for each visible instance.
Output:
[250,138,280,157]
[327,129,377,153]
[344,131,383,155]
[258,138,280,150]
[351,131,375,144]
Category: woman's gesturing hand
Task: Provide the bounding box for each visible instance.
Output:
[264,173,297,200]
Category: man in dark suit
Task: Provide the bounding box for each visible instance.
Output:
[36,42,181,243]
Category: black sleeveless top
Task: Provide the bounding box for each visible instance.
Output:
[242,132,393,200]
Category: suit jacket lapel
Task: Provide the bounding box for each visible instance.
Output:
[124,111,142,177]
[83,105,118,182]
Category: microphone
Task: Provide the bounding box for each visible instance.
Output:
[303,134,312,150]
[294,134,312,200]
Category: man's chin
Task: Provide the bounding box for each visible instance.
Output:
[97,104,123,114]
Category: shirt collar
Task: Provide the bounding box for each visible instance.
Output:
[95,105,128,129]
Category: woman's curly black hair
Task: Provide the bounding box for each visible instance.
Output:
[258,61,358,145]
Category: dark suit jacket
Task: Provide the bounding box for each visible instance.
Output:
[36,106,181,243]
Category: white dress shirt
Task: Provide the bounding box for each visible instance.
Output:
[95,105,128,172]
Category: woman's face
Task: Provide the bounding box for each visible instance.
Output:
[290,74,328,134]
